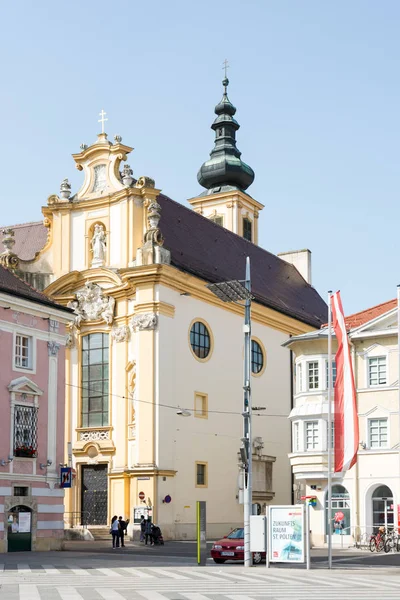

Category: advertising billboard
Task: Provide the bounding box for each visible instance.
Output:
[268,505,305,563]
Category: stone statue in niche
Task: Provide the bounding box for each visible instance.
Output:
[91,224,107,268]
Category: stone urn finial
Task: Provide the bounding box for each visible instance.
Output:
[114,134,122,144]
[122,164,133,187]
[0,228,19,270]
[80,143,88,151]
[60,178,72,200]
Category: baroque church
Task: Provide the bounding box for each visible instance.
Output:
[0,78,326,539]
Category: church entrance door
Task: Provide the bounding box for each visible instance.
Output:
[81,464,108,525]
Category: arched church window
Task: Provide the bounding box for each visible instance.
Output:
[81,333,109,427]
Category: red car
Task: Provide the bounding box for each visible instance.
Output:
[211,527,265,564]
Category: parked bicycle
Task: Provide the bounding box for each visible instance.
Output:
[369,526,386,552]
[383,529,400,553]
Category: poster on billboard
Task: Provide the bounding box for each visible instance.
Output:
[268,505,305,563]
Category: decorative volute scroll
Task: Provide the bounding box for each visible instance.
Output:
[0,228,19,270]
[67,281,115,327]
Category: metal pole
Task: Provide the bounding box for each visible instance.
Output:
[327,291,333,569]
[397,285,400,535]
[243,256,252,567]
[306,502,310,570]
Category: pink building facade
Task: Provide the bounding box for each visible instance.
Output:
[0,265,72,552]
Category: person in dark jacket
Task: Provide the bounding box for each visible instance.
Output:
[144,518,153,545]
[140,515,146,542]
[118,516,127,547]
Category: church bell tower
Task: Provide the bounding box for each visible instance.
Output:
[189,74,264,244]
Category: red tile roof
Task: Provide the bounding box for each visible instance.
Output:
[344,299,397,329]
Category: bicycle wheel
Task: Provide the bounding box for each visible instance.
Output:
[384,539,391,553]
[369,537,376,552]
[376,538,384,552]
[396,536,400,552]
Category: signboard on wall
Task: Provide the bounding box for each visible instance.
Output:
[60,467,72,488]
[18,512,31,533]
[133,506,152,523]
[268,505,304,563]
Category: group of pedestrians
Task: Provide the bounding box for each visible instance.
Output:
[110,515,128,548]
[139,515,164,545]
[140,515,154,545]
[110,514,163,548]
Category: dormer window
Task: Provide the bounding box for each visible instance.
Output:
[243,218,252,242]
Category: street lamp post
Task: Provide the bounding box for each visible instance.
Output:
[207,256,253,567]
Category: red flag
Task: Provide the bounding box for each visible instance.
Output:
[331,292,359,472]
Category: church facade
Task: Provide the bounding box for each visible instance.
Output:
[1,79,326,539]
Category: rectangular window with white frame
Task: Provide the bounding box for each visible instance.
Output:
[15,334,33,370]
[368,357,387,386]
[305,420,319,450]
[368,418,388,448]
[326,360,337,389]
[293,422,300,452]
[296,363,303,393]
[307,361,319,390]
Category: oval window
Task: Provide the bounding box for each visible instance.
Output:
[190,321,211,360]
[251,340,264,374]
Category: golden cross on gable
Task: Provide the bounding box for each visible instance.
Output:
[98,109,108,134]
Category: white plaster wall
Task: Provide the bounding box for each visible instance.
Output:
[70,211,85,272]
[157,285,292,538]
[109,204,121,266]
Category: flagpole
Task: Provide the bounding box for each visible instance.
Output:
[327,291,333,569]
[397,285,400,534]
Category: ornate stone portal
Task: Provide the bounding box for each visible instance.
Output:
[67,282,115,327]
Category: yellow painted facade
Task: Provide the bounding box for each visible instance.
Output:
[12,129,322,540]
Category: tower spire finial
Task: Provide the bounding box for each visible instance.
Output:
[197,69,255,192]
[222,59,229,93]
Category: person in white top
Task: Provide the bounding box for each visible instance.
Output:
[110,515,120,548]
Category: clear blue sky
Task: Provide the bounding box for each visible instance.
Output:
[1,1,399,314]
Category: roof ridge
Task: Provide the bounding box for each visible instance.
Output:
[158,193,314,290]
[1,221,43,229]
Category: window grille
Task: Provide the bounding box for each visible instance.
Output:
[14,405,38,457]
